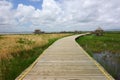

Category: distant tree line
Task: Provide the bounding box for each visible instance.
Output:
[34,29,84,34]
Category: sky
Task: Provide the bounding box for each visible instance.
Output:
[0,0,120,32]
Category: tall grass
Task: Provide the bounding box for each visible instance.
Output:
[0,35,3,39]
[0,34,70,80]
[0,34,70,59]
[76,32,120,54]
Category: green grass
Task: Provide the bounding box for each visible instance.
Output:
[76,31,120,79]
[0,38,59,80]
[17,38,35,45]
[0,35,3,39]
[76,32,120,54]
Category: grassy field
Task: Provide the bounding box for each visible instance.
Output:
[76,32,120,56]
[76,32,120,79]
[0,33,71,80]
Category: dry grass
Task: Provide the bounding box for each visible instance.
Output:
[0,33,71,80]
[0,34,70,59]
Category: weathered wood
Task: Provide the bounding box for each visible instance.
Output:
[16,34,114,80]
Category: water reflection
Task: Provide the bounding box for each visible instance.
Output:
[93,52,120,80]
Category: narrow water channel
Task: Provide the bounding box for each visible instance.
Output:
[93,52,120,80]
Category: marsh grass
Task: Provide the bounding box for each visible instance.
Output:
[17,38,35,45]
[0,35,3,39]
[76,32,120,79]
[0,34,70,80]
[0,34,70,59]
[76,32,120,54]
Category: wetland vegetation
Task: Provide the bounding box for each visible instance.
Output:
[0,33,71,80]
[76,32,120,80]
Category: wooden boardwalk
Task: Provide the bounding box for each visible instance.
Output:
[16,34,114,80]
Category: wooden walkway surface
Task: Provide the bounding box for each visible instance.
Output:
[16,34,114,80]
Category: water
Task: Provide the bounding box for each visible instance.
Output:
[93,52,120,80]
[0,32,33,35]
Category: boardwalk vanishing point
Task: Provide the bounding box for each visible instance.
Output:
[16,34,114,80]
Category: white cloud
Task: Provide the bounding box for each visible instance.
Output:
[0,0,120,32]
[0,0,14,25]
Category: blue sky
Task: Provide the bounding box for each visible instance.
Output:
[10,0,43,9]
[0,0,120,32]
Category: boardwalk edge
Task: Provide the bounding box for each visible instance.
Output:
[75,33,115,80]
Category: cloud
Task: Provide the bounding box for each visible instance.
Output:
[0,0,120,32]
[0,0,14,25]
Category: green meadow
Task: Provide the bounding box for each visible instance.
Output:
[76,32,120,55]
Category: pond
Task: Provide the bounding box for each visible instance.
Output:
[93,51,120,80]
